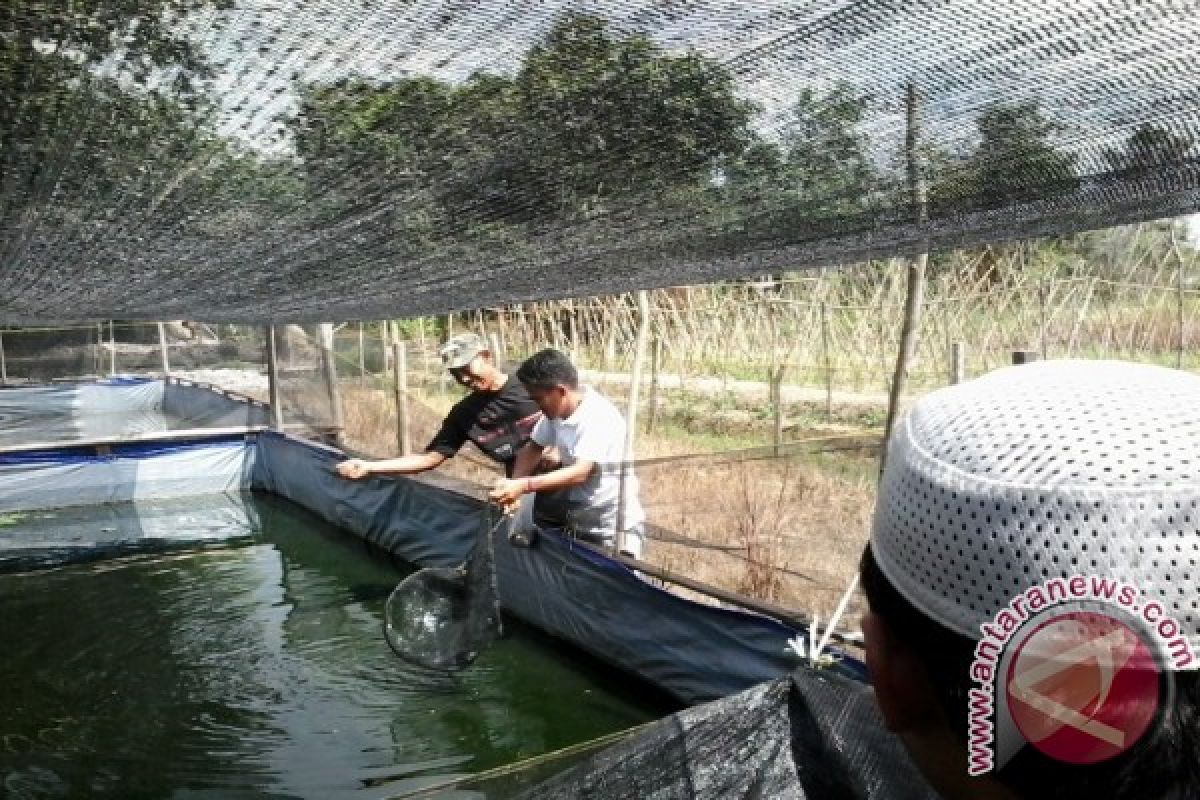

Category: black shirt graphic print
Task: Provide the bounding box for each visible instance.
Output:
[425,379,542,476]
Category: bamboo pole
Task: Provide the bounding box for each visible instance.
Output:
[616,290,651,555]
[157,322,170,376]
[266,326,283,430]
[392,322,411,456]
[881,83,930,474]
[317,323,345,445]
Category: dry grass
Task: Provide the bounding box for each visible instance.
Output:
[636,437,874,623]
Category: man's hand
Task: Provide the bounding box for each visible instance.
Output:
[489,478,527,515]
[336,459,371,480]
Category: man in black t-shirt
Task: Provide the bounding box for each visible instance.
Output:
[335,333,543,480]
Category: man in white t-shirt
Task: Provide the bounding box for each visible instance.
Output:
[488,348,646,559]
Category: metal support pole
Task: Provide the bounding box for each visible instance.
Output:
[266,326,283,430]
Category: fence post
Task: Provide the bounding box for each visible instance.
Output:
[265,326,283,430]
[380,319,392,374]
[358,321,366,385]
[881,83,930,474]
[0,329,7,384]
[489,332,504,369]
[771,365,785,457]
[950,341,966,384]
[647,334,661,434]
[108,320,116,376]
[392,322,411,456]
[617,290,651,555]
[1038,278,1049,360]
[317,323,345,446]
[1012,350,1039,365]
[821,301,833,422]
[157,322,170,376]
[1179,249,1187,370]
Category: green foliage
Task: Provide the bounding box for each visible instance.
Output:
[293,14,755,232]
[931,101,1078,212]
[779,85,878,213]
[0,0,304,241]
[1103,123,1196,175]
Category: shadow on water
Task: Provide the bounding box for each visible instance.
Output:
[0,491,676,799]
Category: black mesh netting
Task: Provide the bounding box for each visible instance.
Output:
[383,510,503,671]
[3,2,1200,324]
[388,667,940,799]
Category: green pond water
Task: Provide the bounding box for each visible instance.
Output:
[0,492,671,799]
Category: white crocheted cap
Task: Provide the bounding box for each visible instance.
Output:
[871,360,1200,652]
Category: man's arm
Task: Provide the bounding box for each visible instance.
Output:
[336,451,447,480]
[508,441,546,480]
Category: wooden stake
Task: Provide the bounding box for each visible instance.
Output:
[881,83,930,474]
[266,326,283,430]
[647,334,661,434]
[821,301,833,422]
[157,322,170,376]
[317,323,345,446]
[358,321,366,385]
[617,290,651,554]
[489,332,504,369]
[393,322,411,455]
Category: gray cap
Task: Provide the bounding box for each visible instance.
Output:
[871,360,1200,654]
[439,333,487,369]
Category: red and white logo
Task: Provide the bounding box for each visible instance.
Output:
[965,575,1193,776]
[1005,611,1161,765]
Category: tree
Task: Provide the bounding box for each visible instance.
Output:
[1103,123,1196,176]
[292,14,756,229]
[779,84,877,214]
[931,101,1078,212]
[1,1,231,199]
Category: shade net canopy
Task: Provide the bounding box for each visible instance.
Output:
[3,1,1200,324]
